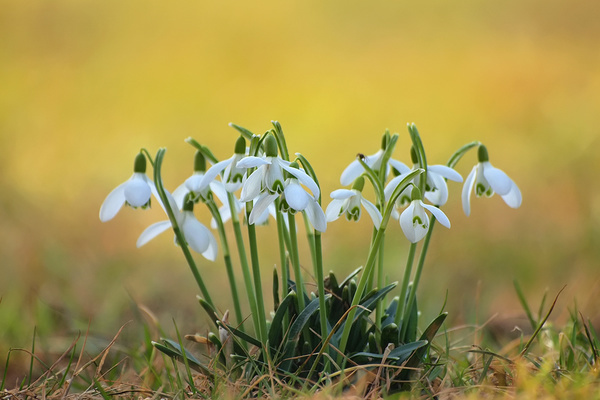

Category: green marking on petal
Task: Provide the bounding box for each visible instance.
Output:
[476,183,487,196]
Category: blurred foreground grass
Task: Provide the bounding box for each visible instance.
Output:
[1,0,600,387]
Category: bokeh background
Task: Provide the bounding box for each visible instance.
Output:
[2,0,600,371]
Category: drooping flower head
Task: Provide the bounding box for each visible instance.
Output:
[172,150,229,210]
[399,187,451,243]
[200,136,248,193]
[340,132,405,186]
[280,162,327,232]
[137,192,218,261]
[99,152,158,222]
[326,176,382,229]
[462,145,522,216]
[237,134,287,203]
[385,147,463,210]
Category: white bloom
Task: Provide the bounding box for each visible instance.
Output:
[325,183,382,229]
[100,153,159,222]
[400,199,451,243]
[172,151,229,209]
[281,177,327,232]
[237,155,289,201]
[340,149,408,187]
[137,192,218,261]
[200,136,248,193]
[384,164,462,209]
[462,147,522,216]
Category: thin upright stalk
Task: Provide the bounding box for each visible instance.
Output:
[313,231,329,354]
[395,242,417,329]
[336,225,386,363]
[153,149,214,307]
[206,200,244,331]
[228,192,260,339]
[287,214,306,311]
[276,204,290,299]
[246,202,268,345]
[400,218,436,339]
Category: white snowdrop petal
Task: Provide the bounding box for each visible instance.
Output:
[124,175,152,207]
[240,167,265,202]
[360,198,383,230]
[325,199,346,222]
[282,164,320,199]
[182,216,211,254]
[202,230,218,262]
[305,200,327,232]
[200,157,234,189]
[340,160,364,186]
[136,220,172,248]
[429,165,463,182]
[330,189,356,200]
[462,166,477,216]
[399,203,418,243]
[236,156,270,169]
[501,184,522,209]
[384,175,405,201]
[422,203,451,228]
[285,183,310,211]
[483,163,512,195]
[209,181,229,205]
[249,193,278,225]
[388,159,411,175]
[99,181,127,222]
[172,183,189,210]
[184,173,205,192]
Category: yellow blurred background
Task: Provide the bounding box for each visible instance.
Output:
[1,0,600,359]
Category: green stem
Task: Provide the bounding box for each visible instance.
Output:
[228,192,260,338]
[314,231,329,360]
[206,200,244,331]
[336,224,387,363]
[246,202,268,345]
[375,230,386,333]
[287,213,306,311]
[400,218,436,340]
[395,243,417,328]
[276,203,290,298]
[153,149,214,308]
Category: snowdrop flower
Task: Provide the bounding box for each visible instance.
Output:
[279,163,327,232]
[400,187,451,243]
[236,135,321,226]
[326,177,382,229]
[384,148,463,208]
[100,152,158,222]
[200,136,248,193]
[340,137,408,186]
[237,134,289,202]
[137,193,218,261]
[172,151,229,209]
[462,145,522,216]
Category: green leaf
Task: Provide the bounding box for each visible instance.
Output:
[229,123,256,140]
[197,296,219,329]
[152,339,213,377]
[220,322,262,349]
[268,291,296,348]
[279,295,331,371]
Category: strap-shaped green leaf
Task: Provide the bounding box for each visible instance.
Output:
[268,291,296,348]
[152,339,213,377]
